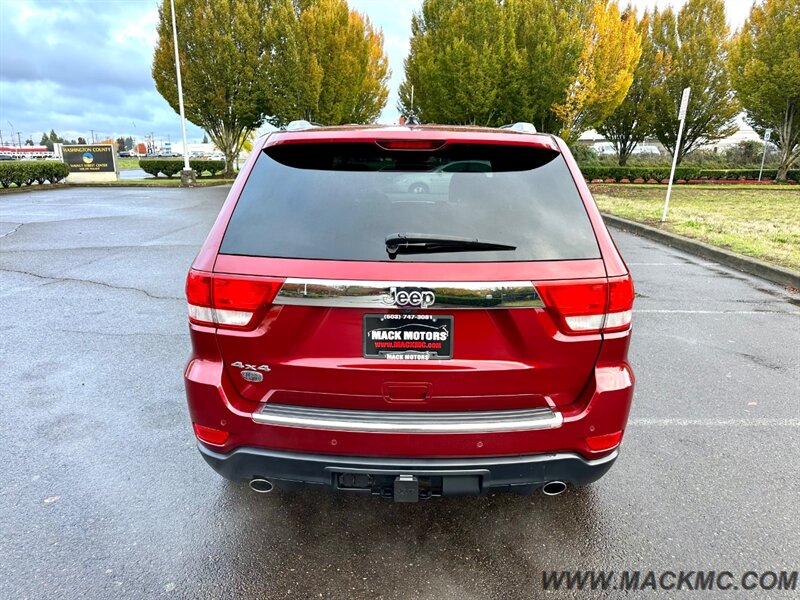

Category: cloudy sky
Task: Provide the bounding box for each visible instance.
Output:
[0,0,751,146]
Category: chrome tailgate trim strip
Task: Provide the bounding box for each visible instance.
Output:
[253,403,563,433]
[273,278,544,309]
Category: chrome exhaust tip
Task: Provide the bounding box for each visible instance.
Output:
[249,478,274,494]
[541,481,568,496]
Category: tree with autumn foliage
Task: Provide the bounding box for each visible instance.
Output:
[500,0,587,132]
[731,0,800,181]
[648,0,739,164]
[152,0,272,176]
[153,0,389,175]
[267,0,389,125]
[398,0,507,125]
[597,9,659,165]
[553,1,641,142]
[399,0,639,136]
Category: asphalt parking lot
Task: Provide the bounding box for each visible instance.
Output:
[1,186,798,599]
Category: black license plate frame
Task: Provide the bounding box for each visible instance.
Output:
[363,314,453,360]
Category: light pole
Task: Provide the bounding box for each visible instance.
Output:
[170,0,193,185]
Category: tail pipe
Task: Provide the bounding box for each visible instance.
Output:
[249,478,274,494]
[541,481,568,496]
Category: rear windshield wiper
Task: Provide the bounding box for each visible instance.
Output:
[385,233,516,259]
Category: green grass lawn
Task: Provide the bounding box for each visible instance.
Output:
[118,157,140,170]
[590,184,800,271]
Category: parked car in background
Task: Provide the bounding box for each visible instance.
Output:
[184,124,635,502]
[391,159,491,194]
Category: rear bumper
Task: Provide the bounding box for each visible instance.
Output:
[197,443,618,494]
[185,325,635,464]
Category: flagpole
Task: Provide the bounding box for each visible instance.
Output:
[170,0,193,183]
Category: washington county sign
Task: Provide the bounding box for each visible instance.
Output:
[59,144,119,182]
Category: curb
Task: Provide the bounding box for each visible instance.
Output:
[601,213,800,289]
[0,184,68,196]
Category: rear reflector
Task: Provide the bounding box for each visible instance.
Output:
[536,275,634,334]
[186,270,284,329]
[586,430,623,452]
[376,139,446,150]
[193,423,229,446]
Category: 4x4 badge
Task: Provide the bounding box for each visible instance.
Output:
[231,362,270,372]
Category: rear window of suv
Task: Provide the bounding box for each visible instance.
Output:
[219,141,600,262]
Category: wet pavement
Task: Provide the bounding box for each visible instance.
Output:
[119,168,149,180]
[0,186,798,599]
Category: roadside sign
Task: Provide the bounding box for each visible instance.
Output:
[62,144,116,173]
[60,144,119,183]
[678,87,691,120]
[662,88,691,222]
[759,129,773,181]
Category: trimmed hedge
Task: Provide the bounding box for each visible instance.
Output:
[0,161,70,188]
[690,168,799,181]
[139,159,226,178]
[581,166,799,183]
[580,166,702,182]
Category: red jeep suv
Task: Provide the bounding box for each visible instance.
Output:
[184,124,634,501]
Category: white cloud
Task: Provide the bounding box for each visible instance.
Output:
[0,0,754,138]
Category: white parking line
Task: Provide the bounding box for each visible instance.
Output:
[629,418,800,427]
[628,262,717,266]
[634,309,800,315]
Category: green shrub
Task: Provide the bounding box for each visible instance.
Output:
[138,159,181,177]
[580,165,798,183]
[580,166,702,182]
[0,161,69,188]
[160,161,182,178]
[138,159,227,178]
[45,162,70,184]
[697,168,798,181]
[139,160,162,177]
[191,159,225,176]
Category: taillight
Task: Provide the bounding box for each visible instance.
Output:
[536,275,633,335]
[604,275,635,332]
[185,270,284,329]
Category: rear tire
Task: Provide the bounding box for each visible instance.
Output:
[409,182,429,194]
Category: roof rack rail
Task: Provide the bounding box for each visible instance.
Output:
[499,122,537,134]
